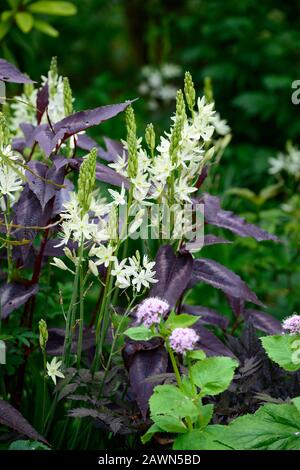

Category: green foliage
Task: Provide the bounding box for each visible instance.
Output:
[9,440,50,450]
[191,357,238,397]
[261,334,300,372]
[218,402,300,450]
[124,325,159,341]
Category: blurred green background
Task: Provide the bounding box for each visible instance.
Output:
[1,0,300,318]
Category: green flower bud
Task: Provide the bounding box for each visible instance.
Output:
[78,148,97,215]
[175,89,186,121]
[63,77,73,117]
[39,319,48,352]
[49,56,58,98]
[184,71,196,113]
[145,123,155,156]
[0,112,10,147]
[125,105,138,179]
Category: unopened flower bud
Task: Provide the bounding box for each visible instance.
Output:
[39,319,48,352]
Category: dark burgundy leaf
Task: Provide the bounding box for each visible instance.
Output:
[0,283,39,319]
[103,136,126,162]
[191,258,263,306]
[196,165,209,188]
[13,185,53,261]
[46,328,95,356]
[0,59,34,84]
[150,245,194,307]
[12,123,36,153]
[193,324,237,359]
[37,82,49,124]
[201,193,279,242]
[185,234,231,252]
[183,304,230,329]
[0,400,47,444]
[96,162,130,189]
[243,309,283,334]
[26,162,65,210]
[124,344,168,419]
[76,133,109,160]
[35,101,133,157]
[226,295,245,316]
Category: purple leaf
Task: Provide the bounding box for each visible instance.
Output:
[0,59,34,84]
[37,82,49,124]
[201,193,279,242]
[123,340,168,420]
[226,295,245,316]
[35,101,133,157]
[194,324,237,358]
[76,133,109,160]
[0,400,47,444]
[26,162,65,210]
[185,234,231,252]
[96,162,130,189]
[46,328,95,356]
[150,245,194,307]
[103,136,126,162]
[243,309,283,334]
[0,283,39,319]
[183,304,230,329]
[196,166,209,188]
[191,258,263,306]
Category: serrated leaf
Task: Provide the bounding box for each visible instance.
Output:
[165,312,199,330]
[152,415,187,434]
[0,58,34,83]
[220,403,300,450]
[191,356,238,396]
[261,334,300,372]
[173,425,231,450]
[149,384,198,420]
[124,325,159,341]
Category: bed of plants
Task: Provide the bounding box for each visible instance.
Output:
[0,55,300,452]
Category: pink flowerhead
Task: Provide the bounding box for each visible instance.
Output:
[169,327,199,355]
[136,297,170,328]
[282,314,300,335]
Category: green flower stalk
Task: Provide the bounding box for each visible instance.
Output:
[63,77,73,117]
[49,56,58,98]
[204,76,214,104]
[78,148,97,215]
[0,112,10,147]
[184,71,196,114]
[175,89,187,121]
[39,318,48,432]
[126,105,138,179]
[145,123,156,158]
[39,319,48,352]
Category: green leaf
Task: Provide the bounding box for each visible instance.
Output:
[198,404,214,429]
[149,384,198,420]
[9,440,50,450]
[188,350,206,361]
[141,423,163,444]
[153,415,187,434]
[123,325,159,341]
[15,12,34,33]
[0,21,11,40]
[191,356,238,396]
[165,312,199,330]
[261,334,300,372]
[219,403,300,450]
[173,425,231,450]
[292,397,300,415]
[33,19,59,37]
[2,11,13,22]
[28,1,77,16]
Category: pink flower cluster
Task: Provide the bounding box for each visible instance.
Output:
[136,297,170,328]
[169,327,199,354]
[282,314,300,335]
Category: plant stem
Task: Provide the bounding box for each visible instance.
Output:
[76,258,85,368]
[42,350,47,433]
